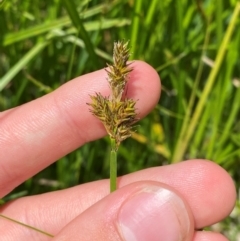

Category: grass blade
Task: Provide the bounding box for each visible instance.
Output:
[61,0,98,68]
[130,0,143,59]
[0,41,48,91]
[171,3,240,163]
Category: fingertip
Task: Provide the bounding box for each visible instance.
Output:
[128,60,161,118]
[181,159,236,227]
[119,159,236,229]
[186,159,236,202]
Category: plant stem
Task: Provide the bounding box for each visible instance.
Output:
[110,138,117,192]
[0,214,54,237]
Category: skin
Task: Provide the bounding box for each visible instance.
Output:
[0,61,236,240]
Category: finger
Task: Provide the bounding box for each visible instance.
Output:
[119,160,236,228]
[0,61,161,197]
[0,160,236,235]
[53,182,194,241]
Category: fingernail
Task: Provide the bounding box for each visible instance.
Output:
[117,185,190,241]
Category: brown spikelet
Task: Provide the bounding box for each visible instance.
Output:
[88,41,137,150]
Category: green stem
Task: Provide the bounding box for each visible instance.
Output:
[110,138,117,192]
[0,214,54,237]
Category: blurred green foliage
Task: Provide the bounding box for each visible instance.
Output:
[1,0,240,239]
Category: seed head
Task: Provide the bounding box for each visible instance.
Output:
[88,41,137,150]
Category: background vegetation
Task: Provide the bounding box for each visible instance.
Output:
[1,0,240,239]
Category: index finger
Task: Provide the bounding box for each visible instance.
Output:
[0,61,161,198]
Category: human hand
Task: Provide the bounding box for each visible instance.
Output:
[0,61,236,240]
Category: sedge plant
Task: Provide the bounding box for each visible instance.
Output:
[88,41,137,192]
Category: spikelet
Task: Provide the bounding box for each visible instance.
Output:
[88,41,137,150]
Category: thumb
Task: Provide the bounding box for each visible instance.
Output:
[52,181,194,241]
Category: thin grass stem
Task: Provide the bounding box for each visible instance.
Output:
[0,42,48,92]
[0,214,54,237]
[110,138,117,192]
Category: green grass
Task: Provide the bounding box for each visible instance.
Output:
[1,0,240,239]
